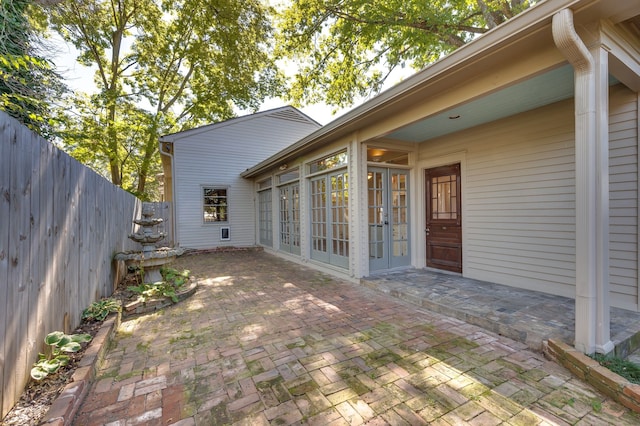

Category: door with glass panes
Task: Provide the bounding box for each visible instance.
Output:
[368,168,410,271]
[425,164,462,273]
[310,171,349,268]
[279,182,300,255]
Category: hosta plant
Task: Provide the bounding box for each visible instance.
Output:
[82,298,121,322]
[30,331,92,380]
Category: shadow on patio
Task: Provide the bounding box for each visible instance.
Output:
[361,268,640,357]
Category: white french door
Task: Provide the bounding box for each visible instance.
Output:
[368,168,410,271]
[310,170,349,268]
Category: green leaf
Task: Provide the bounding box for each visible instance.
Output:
[71,333,93,343]
[44,331,65,346]
[59,341,82,353]
[30,367,48,381]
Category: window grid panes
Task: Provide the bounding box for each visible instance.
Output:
[278,169,299,184]
[308,151,348,174]
[258,189,272,246]
[203,187,228,222]
[258,178,272,190]
[279,183,300,253]
[391,172,408,256]
[368,171,384,259]
[330,173,349,258]
[431,175,457,220]
[310,177,327,253]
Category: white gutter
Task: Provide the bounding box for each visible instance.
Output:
[552,8,612,354]
[159,142,178,247]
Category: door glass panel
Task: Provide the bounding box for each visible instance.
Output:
[391,172,409,257]
[368,171,384,259]
[369,168,410,268]
[432,174,457,220]
[279,183,300,252]
[330,173,349,258]
[311,178,327,253]
[258,189,272,246]
[291,185,300,249]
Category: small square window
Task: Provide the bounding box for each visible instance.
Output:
[203,187,228,223]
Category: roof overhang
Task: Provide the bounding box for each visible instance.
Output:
[242,0,640,178]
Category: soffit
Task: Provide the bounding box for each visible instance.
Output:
[384,65,575,143]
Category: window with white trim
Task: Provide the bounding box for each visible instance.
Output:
[203,187,228,223]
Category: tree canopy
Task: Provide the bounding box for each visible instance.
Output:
[277,0,535,108]
[0,0,66,138]
[48,0,283,199]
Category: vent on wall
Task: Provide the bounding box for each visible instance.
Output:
[221,227,230,240]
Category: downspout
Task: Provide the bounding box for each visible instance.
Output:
[552,9,613,354]
[160,141,178,248]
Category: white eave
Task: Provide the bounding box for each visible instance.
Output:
[159,105,319,144]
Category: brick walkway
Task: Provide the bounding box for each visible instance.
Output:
[73,251,640,425]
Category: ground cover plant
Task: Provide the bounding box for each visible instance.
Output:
[591,353,640,384]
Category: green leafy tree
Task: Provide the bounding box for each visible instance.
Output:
[277,0,535,108]
[0,0,66,138]
[49,0,283,199]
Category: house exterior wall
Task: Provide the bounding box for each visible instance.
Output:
[609,84,639,310]
[171,113,319,249]
[253,137,358,276]
[418,98,577,297]
[416,84,638,310]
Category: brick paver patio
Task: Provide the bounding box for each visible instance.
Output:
[73,251,640,425]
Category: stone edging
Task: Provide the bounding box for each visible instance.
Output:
[40,312,120,426]
[544,339,640,413]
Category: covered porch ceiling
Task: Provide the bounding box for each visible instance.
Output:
[383,64,606,144]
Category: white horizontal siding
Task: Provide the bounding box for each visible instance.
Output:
[172,112,319,249]
[420,98,577,298]
[419,85,640,310]
[609,84,638,311]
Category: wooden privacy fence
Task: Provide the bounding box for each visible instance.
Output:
[0,112,143,418]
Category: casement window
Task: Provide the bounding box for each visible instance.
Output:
[203,187,228,223]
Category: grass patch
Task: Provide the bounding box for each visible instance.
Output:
[246,360,265,375]
[363,348,402,367]
[590,353,640,384]
[286,340,306,349]
[288,380,318,396]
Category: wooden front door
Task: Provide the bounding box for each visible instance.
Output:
[425,164,462,273]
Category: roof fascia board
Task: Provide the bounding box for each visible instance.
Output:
[600,20,640,91]
[160,106,308,143]
[242,0,589,178]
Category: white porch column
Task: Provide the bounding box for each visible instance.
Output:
[593,45,613,354]
[349,132,368,279]
[553,9,613,354]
